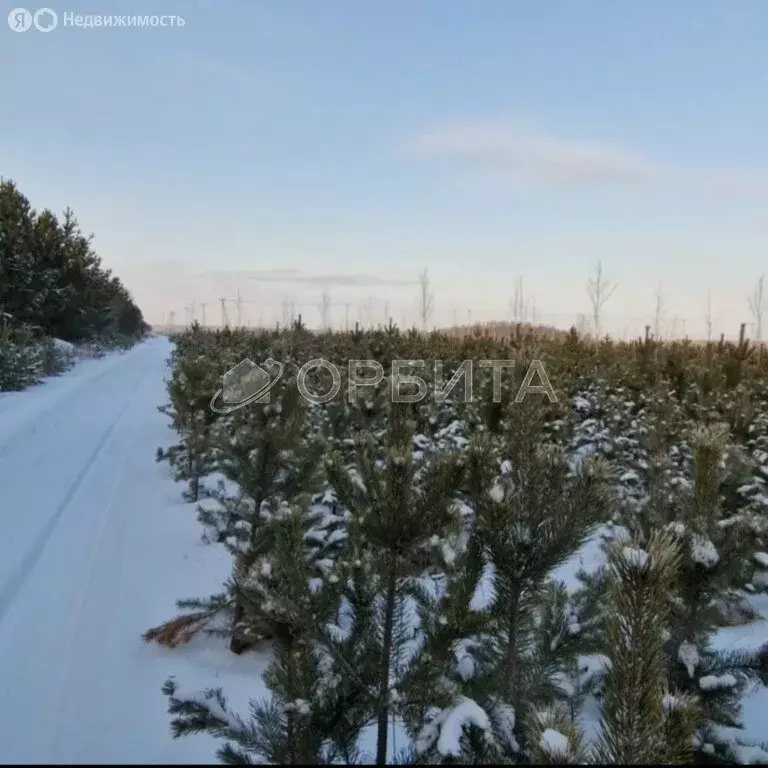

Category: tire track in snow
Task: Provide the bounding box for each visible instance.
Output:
[0,358,152,629]
[48,361,154,760]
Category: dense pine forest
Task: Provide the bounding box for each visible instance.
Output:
[0,178,148,390]
[147,320,768,764]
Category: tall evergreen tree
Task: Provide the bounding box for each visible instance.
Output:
[0,178,147,342]
[0,179,37,323]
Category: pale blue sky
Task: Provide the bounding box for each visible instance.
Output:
[3,0,767,336]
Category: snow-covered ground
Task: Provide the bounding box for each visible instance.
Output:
[1,337,766,763]
[0,337,265,763]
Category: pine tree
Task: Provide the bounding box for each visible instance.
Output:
[613,421,768,762]
[324,405,466,764]
[0,179,37,323]
[210,370,324,653]
[158,330,220,502]
[595,532,699,764]
[147,368,326,654]
[162,501,350,764]
[160,405,467,764]
[662,425,768,762]
[403,404,614,764]
[465,411,612,756]
[0,178,146,346]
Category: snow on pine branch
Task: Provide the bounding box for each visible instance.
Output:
[414,697,493,758]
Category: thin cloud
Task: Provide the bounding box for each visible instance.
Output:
[405,118,659,186]
[404,118,768,198]
[298,273,418,287]
[195,269,417,287]
[201,269,303,279]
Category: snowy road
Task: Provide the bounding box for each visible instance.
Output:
[0,338,254,764]
[0,339,172,761]
[0,338,271,764]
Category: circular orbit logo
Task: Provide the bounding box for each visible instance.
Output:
[33,7,57,31]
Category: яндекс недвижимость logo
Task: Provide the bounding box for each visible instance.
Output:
[8,7,58,31]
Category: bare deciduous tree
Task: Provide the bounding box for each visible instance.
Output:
[280,299,289,328]
[653,282,665,340]
[748,275,765,343]
[705,291,713,342]
[586,261,617,338]
[319,289,331,330]
[419,268,434,331]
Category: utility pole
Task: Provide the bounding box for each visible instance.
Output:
[219,298,229,328]
[236,288,242,327]
[512,276,524,322]
[200,302,207,327]
[344,302,350,331]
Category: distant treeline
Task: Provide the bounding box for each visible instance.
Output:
[0,178,148,340]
